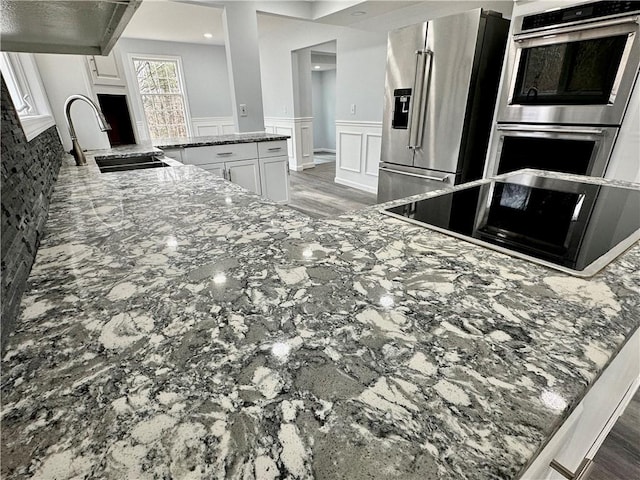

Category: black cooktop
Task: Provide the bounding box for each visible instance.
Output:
[383,173,640,276]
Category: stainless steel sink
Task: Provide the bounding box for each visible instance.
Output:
[95,155,169,173]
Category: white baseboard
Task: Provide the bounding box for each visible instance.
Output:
[291,162,315,172]
[314,148,336,154]
[335,176,378,194]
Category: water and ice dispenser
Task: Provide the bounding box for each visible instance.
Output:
[392,88,411,129]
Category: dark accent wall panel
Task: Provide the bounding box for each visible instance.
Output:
[1,75,64,352]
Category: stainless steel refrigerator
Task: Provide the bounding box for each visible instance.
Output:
[378,9,509,202]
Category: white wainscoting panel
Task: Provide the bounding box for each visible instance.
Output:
[264,117,312,171]
[338,132,362,173]
[301,126,312,161]
[365,133,382,177]
[335,120,383,193]
[191,117,235,137]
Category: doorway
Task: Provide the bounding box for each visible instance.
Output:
[310,42,336,167]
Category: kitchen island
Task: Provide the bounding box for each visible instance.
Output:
[1,156,638,479]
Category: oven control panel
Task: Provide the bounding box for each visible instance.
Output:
[522,1,640,31]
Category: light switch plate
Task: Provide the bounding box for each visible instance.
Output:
[240,104,248,117]
[350,104,356,115]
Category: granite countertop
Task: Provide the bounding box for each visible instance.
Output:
[1,157,639,479]
[89,144,165,160]
[153,132,290,149]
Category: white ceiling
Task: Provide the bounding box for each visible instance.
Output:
[122,1,226,45]
[121,0,502,46]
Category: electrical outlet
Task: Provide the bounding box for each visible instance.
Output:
[350,104,356,115]
[239,104,248,117]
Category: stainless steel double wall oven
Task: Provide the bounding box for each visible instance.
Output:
[486,1,640,178]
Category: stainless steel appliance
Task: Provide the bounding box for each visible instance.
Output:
[383,172,640,277]
[497,1,640,126]
[486,124,618,177]
[378,9,509,202]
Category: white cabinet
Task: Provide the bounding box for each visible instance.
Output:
[257,140,289,203]
[260,155,289,203]
[522,328,640,479]
[228,159,262,195]
[179,140,289,202]
[86,51,124,87]
[161,148,184,163]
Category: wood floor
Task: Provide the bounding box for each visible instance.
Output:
[286,162,639,479]
[589,388,640,480]
[287,161,377,218]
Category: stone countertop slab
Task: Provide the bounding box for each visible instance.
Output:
[1,159,638,479]
[89,143,164,160]
[153,132,290,149]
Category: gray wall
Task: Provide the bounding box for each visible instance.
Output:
[117,38,232,119]
[312,69,336,150]
[1,75,64,353]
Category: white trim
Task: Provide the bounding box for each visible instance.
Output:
[290,162,315,172]
[314,148,336,154]
[127,53,193,138]
[21,115,57,142]
[265,116,313,124]
[334,176,377,194]
[335,120,383,127]
[1,52,57,141]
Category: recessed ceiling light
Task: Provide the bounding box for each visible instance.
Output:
[350,11,366,16]
[203,33,213,39]
[314,65,321,69]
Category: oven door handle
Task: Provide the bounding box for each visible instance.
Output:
[497,125,604,135]
[514,15,639,42]
[380,166,451,183]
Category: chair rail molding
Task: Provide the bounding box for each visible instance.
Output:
[264,116,312,171]
[335,120,382,194]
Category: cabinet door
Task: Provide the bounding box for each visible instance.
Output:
[87,53,123,86]
[260,155,289,202]
[227,159,262,195]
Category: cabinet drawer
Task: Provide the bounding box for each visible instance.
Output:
[258,140,288,158]
[185,143,257,165]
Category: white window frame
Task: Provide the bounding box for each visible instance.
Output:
[127,53,193,140]
[0,52,55,141]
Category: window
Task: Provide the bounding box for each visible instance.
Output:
[132,56,189,140]
[0,52,55,141]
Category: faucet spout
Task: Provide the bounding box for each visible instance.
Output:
[64,94,111,166]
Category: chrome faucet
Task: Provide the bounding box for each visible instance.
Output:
[64,94,111,166]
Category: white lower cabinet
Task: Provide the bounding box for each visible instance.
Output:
[161,148,184,163]
[522,328,640,479]
[176,140,289,202]
[260,155,289,203]
[227,159,262,195]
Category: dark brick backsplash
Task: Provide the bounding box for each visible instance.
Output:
[1,74,64,353]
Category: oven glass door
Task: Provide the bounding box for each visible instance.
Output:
[513,35,628,105]
[486,125,619,178]
[498,16,640,125]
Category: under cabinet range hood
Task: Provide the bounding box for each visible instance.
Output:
[0,0,141,55]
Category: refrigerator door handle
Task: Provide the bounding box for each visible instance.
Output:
[380,166,450,182]
[409,49,433,149]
